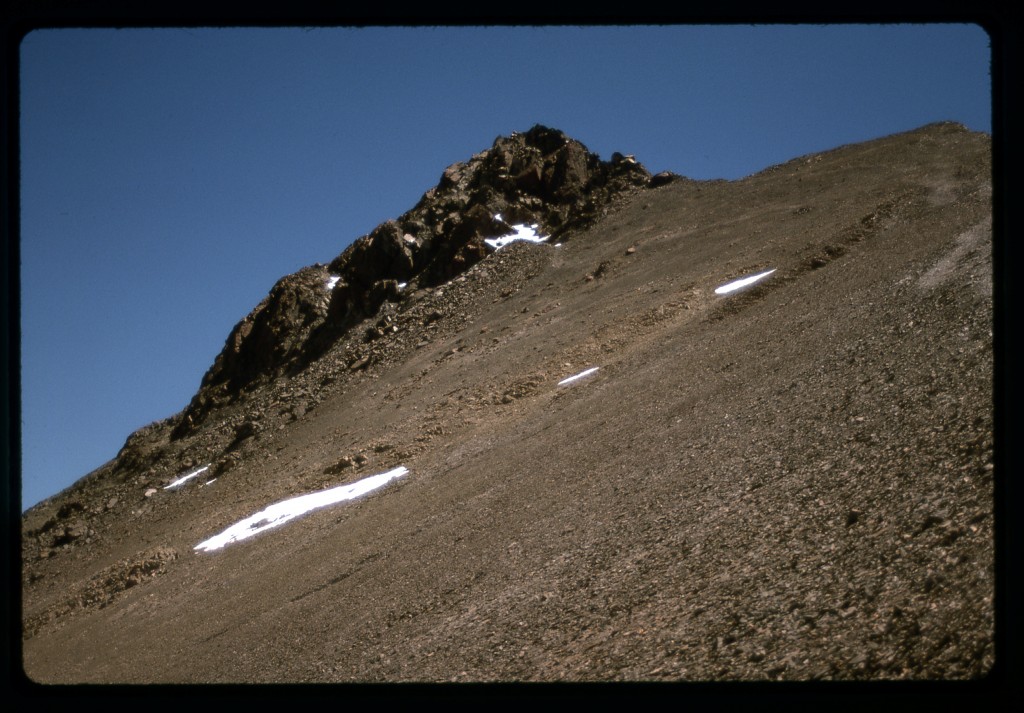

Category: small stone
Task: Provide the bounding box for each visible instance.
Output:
[649,171,677,188]
[625,246,636,255]
[144,488,158,498]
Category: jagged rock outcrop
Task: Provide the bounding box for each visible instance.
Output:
[172,265,333,437]
[173,125,652,436]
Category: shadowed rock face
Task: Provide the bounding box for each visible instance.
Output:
[194,266,331,394]
[22,122,995,685]
[173,125,652,435]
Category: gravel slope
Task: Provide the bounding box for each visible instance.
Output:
[21,122,996,686]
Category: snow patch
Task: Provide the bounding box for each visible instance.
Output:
[326,275,341,290]
[164,465,211,490]
[193,466,409,552]
[714,269,776,295]
[558,367,600,386]
[485,215,550,250]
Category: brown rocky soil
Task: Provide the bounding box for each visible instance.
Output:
[20,122,997,690]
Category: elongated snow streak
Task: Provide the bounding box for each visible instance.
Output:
[164,465,211,490]
[193,466,409,552]
[485,216,550,250]
[714,268,776,295]
[558,367,600,386]
[326,275,341,290]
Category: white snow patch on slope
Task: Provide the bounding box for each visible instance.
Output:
[485,214,550,250]
[326,275,341,290]
[558,367,600,386]
[714,269,776,295]
[164,465,211,490]
[194,466,409,552]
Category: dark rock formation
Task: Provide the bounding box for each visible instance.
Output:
[201,265,332,392]
[173,125,652,435]
[171,265,333,437]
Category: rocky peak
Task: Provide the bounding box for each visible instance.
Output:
[330,124,652,290]
[172,126,654,436]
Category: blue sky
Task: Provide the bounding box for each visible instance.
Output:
[18,25,992,510]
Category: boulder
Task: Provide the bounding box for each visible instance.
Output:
[175,265,332,432]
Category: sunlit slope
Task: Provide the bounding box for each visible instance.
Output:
[23,123,993,682]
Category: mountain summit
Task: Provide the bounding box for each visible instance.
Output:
[174,125,655,435]
[22,123,994,683]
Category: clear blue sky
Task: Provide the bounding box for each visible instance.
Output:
[18,25,992,511]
